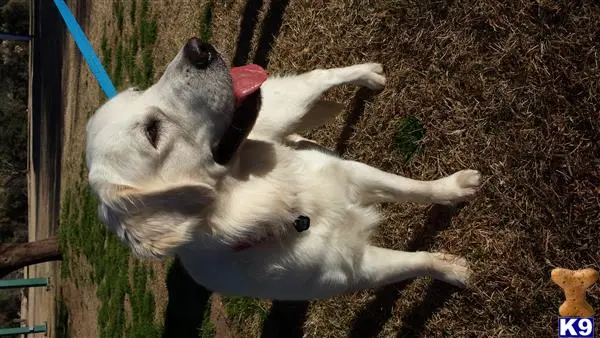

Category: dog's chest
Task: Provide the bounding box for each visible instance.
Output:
[215,173,302,226]
[212,143,357,235]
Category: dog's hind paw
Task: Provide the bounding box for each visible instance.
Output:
[351,63,386,90]
[431,253,471,289]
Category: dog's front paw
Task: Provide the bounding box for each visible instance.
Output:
[352,63,386,90]
[453,169,482,198]
[433,169,482,205]
[431,253,471,289]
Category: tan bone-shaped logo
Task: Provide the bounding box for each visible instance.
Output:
[551,267,598,317]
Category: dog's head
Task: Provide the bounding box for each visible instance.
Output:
[85,38,266,258]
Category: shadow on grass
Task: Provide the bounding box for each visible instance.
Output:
[261,300,309,338]
[335,87,380,156]
[252,0,290,68]
[232,0,263,66]
[232,0,290,68]
[349,204,466,338]
[230,2,311,334]
[394,280,459,338]
[162,258,213,338]
[55,298,69,338]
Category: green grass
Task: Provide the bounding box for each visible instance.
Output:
[199,2,213,42]
[126,35,138,83]
[113,0,125,33]
[114,41,124,87]
[140,49,155,89]
[139,0,157,50]
[100,34,112,77]
[99,32,112,100]
[126,262,162,338]
[200,304,216,338]
[137,0,158,88]
[394,116,425,162]
[100,0,158,91]
[129,0,137,23]
[59,182,162,338]
[222,296,268,331]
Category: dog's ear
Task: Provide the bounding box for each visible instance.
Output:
[98,184,215,259]
[213,89,261,165]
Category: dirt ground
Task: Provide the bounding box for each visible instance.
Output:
[55,0,599,337]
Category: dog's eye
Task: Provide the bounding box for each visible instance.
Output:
[144,118,161,149]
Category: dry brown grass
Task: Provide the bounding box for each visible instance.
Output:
[209,0,600,336]
[151,0,212,77]
[146,261,169,323]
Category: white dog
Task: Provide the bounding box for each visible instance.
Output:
[86,38,481,300]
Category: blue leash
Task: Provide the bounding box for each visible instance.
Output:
[52,0,117,99]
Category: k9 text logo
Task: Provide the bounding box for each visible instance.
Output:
[559,317,594,338]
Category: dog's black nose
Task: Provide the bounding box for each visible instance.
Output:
[184,38,216,69]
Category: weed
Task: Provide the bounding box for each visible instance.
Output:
[141,48,154,88]
[114,41,124,87]
[129,0,136,23]
[394,116,424,162]
[113,0,124,33]
[199,2,213,42]
[100,34,112,72]
[222,296,268,330]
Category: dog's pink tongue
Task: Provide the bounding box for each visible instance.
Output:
[231,64,268,105]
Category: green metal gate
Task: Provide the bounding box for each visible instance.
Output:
[0,278,50,336]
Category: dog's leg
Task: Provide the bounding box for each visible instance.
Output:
[345,161,482,205]
[353,246,470,289]
[252,63,386,140]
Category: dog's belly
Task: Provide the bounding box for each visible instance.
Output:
[178,202,381,300]
[178,232,363,300]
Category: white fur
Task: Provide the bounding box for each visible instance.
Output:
[86,44,481,300]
